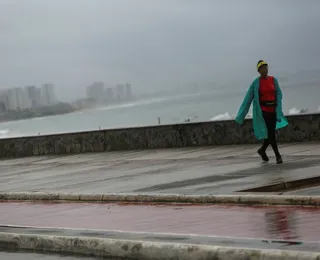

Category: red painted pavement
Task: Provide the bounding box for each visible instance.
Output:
[0,202,319,241]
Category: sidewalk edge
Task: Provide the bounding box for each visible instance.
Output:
[0,192,319,206]
[0,232,318,260]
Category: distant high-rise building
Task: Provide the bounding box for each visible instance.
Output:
[4,89,18,111]
[125,83,132,100]
[41,84,56,106]
[20,88,32,110]
[105,87,115,102]
[0,91,9,112]
[86,82,105,102]
[25,85,41,108]
[116,84,125,101]
[4,87,31,110]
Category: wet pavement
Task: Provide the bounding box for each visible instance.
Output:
[0,202,319,247]
[0,142,320,195]
[1,144,319,257]
[285,186,320,195]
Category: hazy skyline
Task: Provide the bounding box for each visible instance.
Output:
[1,0,320,101]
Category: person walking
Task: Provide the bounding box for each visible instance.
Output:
[235,60,288,164]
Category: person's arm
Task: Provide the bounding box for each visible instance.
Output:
[235,82,254,125]
[274,77,283,121]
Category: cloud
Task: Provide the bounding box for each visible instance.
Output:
[0,0,320,100]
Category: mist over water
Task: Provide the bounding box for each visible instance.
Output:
[0,0,319,137]
[0,85,319,138]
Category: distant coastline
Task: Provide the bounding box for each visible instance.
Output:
[0,102,77,123]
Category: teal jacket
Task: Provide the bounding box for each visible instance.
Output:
[235,76,288,140]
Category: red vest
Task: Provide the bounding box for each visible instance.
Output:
[259,76,276,113]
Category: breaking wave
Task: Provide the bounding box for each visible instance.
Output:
[95,92,209,112]
[210,112,252,121]
[211,107,318,122]
[211,113,233,121]
[288,108,309,115]
[0,128,27,139]
[0,129,9,137]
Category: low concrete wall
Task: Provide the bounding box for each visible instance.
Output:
[0,113,319,158]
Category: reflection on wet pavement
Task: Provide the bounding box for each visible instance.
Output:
[0,202,319,248]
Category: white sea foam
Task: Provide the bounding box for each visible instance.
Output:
[0,128,30,139]
[96,98,168,111]
[288,108,301,115]
[211,112,233,121]
[0,129,21,139]
[288,107,309,115]
[0,129,9,137]
[94,92,211,112]
[210,111,254,121]
[210,107,316,123]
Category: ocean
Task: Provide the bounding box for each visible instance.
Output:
[0,85,319,139]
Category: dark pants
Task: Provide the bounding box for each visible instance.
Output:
[261,111,281,157]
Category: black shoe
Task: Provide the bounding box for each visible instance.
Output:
[276,156,283,164]
[258,149,269,162]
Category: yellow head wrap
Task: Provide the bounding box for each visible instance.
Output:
[257,61,268,71]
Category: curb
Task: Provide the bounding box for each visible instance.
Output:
[0,192,320,206]
[239,176,320,192]
[0,232,318,260]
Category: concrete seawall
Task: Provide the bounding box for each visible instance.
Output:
[0,113,319,158]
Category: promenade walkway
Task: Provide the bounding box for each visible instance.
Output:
[0,142,320,195]
[0,142,320,259]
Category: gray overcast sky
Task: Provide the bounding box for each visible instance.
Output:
[0,0,320,100]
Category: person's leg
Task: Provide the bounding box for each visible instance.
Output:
[258,139,269,161]
[267,113,282,163]
[258,112,270,162]
[261,138,269,151]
